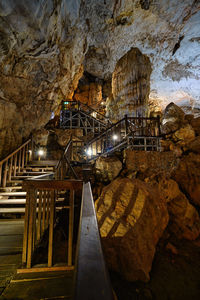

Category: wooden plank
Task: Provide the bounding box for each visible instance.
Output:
[68,189,74,267]
[2,160,8,188]
[22,193,30,264]
[48,191,55,267]
[17,266,74,274]
[8,156,13,182]
[22,147,25,169]
[37,190,43,242]
[23,180,83,191]
[0,164,2,186]
[42,190,46,233]
[27,189,37,268]
[46,191,50,229]
[18,149,22,173]
[0,139,31,165]
[13,154,17,177]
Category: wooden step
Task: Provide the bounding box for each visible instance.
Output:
[16,172,50,176]
[0,186,22,191]
[0,198,65,205]
[0,208,25,213]
[0,191,26,197]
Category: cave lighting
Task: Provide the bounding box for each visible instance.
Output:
[38,149,44,156]
[112,134,118,141]
[86,148,92,156]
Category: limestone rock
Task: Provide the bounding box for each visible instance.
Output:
[172,124,195,145]
[95,178,169,281]
[158,178,200,240]
[173,153,200,206]
[124,150,178,177]
[161,103,186,134]
[32,128,49,146]
[185,136,200,153]
[167,193,200,240]
[54,129,83,147]
[191,117,200,136]
[95,156,122,182]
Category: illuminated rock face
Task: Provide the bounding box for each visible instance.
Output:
[109,48,152,120]
[95,177,169,282]
[1,0,200,157]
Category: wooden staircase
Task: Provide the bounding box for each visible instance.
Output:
[0,162,55,216]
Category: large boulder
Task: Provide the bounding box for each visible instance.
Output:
[191,117,200,136]
[161,103,186,134]
[158,178,200,240]
[172,153,200,206]
[172,124,195,146]
[95,178,169,281]
[95,156,122,182]
[185,136,200,153]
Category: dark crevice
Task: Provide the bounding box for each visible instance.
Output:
[172,35,184,56]
[140,0,151,10]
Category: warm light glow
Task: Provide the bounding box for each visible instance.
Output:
[101,101,105,105]
[38,149,44,156]
[112,134,118,141]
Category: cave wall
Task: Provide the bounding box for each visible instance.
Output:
[107,47,152,120]
[1,0,200,158]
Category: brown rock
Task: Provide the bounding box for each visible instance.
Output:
[167,193,200,240]
[96,178,169,281]
[124,150,178,177]
[191,117,200,136]
[158,177,200,240]
[173,153,200,206]
[161,103,185,134]
[166,243,178,255]
[172,124,195,145]
[32,128,49,146]
[185,136,200,153]
[95,156,122,182]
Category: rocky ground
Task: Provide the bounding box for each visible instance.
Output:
[92,103,200,299]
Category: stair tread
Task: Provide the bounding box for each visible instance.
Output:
[0,191,26,196]
[0,208,25,213]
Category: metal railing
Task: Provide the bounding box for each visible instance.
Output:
[74,182,114,300]
[0,139,32,187]
[85,115,161,158]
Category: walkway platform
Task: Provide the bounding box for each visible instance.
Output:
[0,220,73,300]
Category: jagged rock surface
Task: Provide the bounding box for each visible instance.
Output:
[1,1,200,158]
[95,156,122,182]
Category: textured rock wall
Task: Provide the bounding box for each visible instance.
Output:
[1,0,200,158]
[109,47,152,120]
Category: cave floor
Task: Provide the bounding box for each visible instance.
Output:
[0,219,73,300]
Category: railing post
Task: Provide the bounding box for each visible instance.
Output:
[2,160,8,188]
[68,189,74,266]
[8,156,13,181]
[18,149,21,173]
[22,192,30,264]
[0,163,2,186]
[27,188,37,268]
[13,154,17,177]
[48,190,55,267]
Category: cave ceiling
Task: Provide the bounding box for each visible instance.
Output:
[0,0,200,156]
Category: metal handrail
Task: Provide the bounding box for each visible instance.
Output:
[74,182,114,300]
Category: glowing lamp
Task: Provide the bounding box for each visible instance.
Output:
[38,149,44,156]
[112,134,118,141]
[86,149,92,156]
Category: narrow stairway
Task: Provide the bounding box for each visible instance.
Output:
[0,162,55,216]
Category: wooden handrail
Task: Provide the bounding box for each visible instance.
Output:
[74,182,114,300]
[0,138,32,187]
[21,179,83,271]
[0,139,31,165]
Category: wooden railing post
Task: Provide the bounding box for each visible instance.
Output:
[2,160,8,188]
[22,192,30,264]
[48,190,55,267]
[18,149,21,173]
[27,188,37,268]
[8,156,13,181]
[13,154,17,177]
[0,164,2,186]
[68,189,74,266]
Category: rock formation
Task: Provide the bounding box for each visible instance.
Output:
[1,1,200,158]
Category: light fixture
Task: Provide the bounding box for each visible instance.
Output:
[86,148,92,156]
[38,149,44,156]
[112,134,118,141]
